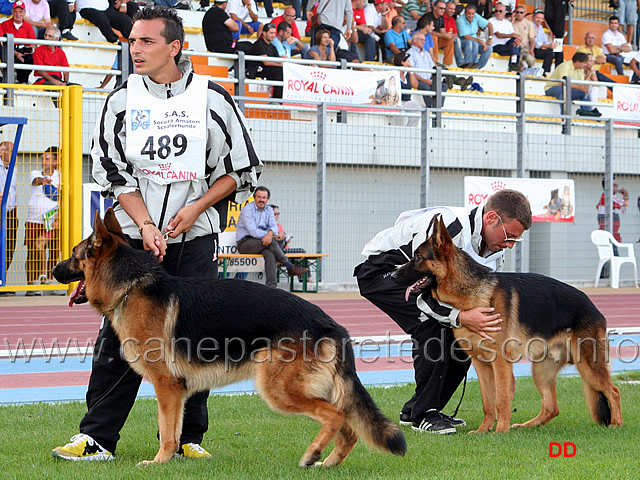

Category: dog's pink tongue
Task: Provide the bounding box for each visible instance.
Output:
[68,280,84,308]
[405,282,417,302]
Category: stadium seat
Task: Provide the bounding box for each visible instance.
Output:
[591,230,638,288]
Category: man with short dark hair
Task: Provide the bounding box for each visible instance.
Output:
[531,9,561,74]
[202,0,238,53]
[456,3,492,69]
[544,51,600,116]
[249,23,283,98]
[601,16,631,75]
[272,21,307,58]
[419,0,455,66]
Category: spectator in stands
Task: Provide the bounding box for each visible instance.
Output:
[615,0,637,45]
[511,5,535,69]
[578,31,618,85]
[597,177,628,242]
[400,0,428,32]
[384,16,410,62]
[601,16,632,75]
[419,0,455,67]
[392,51,421,126]
[1,1,36,84]
[111,0,140,20]
[306,27,336,65]
[47,0,78,40]
[488,2,522,71]
[456,3,492,69]
[272,7,302,40]
[443,1,463,67]
[227,0,263,42]
[364,0,390,61]
[202,0,239,53]
[24,146,60,296]
[272,21,307,58]
[408,31,453,107]
[76,0,133,43]
[352,0,377,61]
[544,0,571,43]
[0,141,17,296]
[249,23,283,97]
[416,14,438,63]
[544,52,600,116]
[32,26,76,91]
[465,0,491,19]
[531,9,561,74]
[24,0,52,39]
[312,0,353,53]
[630,49,640,82]
[236,186,308,288]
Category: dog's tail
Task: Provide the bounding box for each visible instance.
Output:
[335,347,406,457]
[596,392,612,426]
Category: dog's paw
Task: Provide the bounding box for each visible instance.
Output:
[511,423,524,429]
[136,460,157,467]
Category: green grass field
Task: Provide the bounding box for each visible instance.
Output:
[1,372,638,480]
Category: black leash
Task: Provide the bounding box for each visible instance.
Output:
[449,371,468,418]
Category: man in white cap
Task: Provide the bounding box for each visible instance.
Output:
[0,1,36,83]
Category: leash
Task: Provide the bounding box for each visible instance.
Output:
[449,371,468,418]
[162,229,186,273]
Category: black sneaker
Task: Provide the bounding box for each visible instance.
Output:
[440,412,466,427]
[399,412,412,426]
[412,409,457,434]
[61,31,79,41]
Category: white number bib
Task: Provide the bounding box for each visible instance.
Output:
[125,74,208,185]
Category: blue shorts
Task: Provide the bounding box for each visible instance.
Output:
[232,20,262,40]
[617,0,638,26]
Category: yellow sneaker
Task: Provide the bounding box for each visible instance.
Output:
[174,442,212,459]
[51,434,114,461]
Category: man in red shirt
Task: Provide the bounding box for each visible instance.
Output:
[33,26,71,85]
[1,1,36,83]
[443,0,463,67]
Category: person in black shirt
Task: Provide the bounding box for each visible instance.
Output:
[249,23,283,97]
[202,0,238,53]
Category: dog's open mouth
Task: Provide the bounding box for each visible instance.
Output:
[69,280,88,307]
[404,276,433,302]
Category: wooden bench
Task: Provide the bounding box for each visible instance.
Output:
[218,253,328,293]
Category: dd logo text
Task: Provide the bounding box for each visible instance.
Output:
[549,442,576,458]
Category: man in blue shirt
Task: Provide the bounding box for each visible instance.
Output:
[456,4,493,69]
[236,186,308,287]
[271,21,308,58]
[384,16,411,62]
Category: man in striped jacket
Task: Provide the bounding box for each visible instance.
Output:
[52,6,263,462]
[355,189,531,434]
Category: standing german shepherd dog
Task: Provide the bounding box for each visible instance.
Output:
[52,208,406,466]
[392,215,622,433]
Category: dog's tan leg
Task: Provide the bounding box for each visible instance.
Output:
[319,422,358,467]
[512,358,562,428]
[138,375,186,466]
[493,358,514,433]
[469,358,497,433]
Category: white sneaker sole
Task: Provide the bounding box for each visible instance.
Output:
[411,425,457,434]
[51,450,114,461]
[399,420,412,426]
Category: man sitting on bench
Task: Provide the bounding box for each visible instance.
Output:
[236,186,308,287]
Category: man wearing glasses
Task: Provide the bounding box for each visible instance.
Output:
[420,0,455,66]
[355,189,532,434]
[511,6,536,69]
[488,2,522,71]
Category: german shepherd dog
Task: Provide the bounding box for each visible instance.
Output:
[392,215,622,433]
[52,208,406,466]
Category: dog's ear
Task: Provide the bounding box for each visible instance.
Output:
[91,210,108,250]
[431,215,454,257]
[103,207,124,237]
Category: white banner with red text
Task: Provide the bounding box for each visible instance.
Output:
[613,85,640,123]
[464,176,576,223]
[282,63,402,105]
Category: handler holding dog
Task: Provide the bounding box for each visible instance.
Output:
[354,189,532,434]
[52,6,262,461]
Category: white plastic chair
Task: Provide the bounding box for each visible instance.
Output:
[591,230,639,288]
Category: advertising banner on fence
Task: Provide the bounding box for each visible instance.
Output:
[283,62,401,105]
[613,85,640,123]
[464,176,576,223]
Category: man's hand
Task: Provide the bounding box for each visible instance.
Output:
[140,223,167,263]
[458,307,502,340]
[165,204,200,238]
[262,230,273,246]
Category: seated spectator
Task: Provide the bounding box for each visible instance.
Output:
[271,204,312,281]
[407,31,450,107]
[110,0,140,20]
[419,0,455,67]
[364,0,390,62]
[531,9,562,74]
[392,51,421,126]
[236,186,308,288]
[578,31,617,86]
[24,0,53,39]
[202,0,239,53]
[32,26,73,86]
[1,1,36,84]
[272,7,301,38]
[443,1,463,67]
[416,15,438,63]
[352,0,377,62]
[384,16,410,62]
[305,28,337,66]
[488,2,522,71]
[400,0,428,32]
[456,3,492,69]
[272,21,307,59]
[228,0,263,42]
[511,5,535,69]
[601,16,631,75]
[544,52,600,116]
[47,0,78,40]
[465,0,492,19]
[630,49,640,83]
[76,0,132,43]
[24,146,60,295]
[0,141,17,297]
[249,24,283,97]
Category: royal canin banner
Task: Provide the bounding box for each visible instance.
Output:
[613,86,640,123]
[464,176,576,223]
[283,63,402,106]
